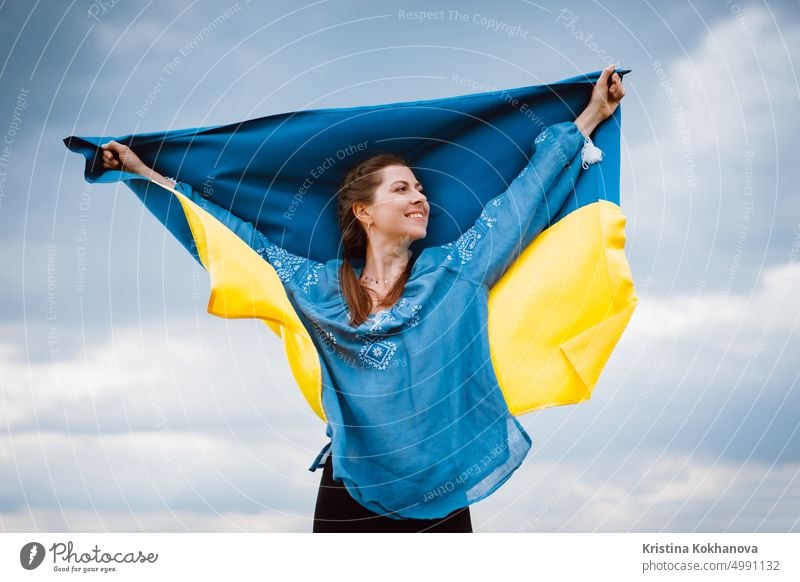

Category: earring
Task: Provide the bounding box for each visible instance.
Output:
[367,222,373,237]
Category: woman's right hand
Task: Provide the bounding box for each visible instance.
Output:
[100,140,147,174]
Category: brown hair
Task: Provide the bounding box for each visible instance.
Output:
[338,152,414,327]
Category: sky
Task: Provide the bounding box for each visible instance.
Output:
[0,0,798,533]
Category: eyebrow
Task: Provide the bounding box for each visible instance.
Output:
[390,180,423,188]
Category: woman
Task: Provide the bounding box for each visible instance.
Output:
[100,64,626,532]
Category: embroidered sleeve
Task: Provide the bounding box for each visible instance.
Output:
[441,121,599,288]
[170,180,325,295]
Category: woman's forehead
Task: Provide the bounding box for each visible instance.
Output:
[381,164,418,183]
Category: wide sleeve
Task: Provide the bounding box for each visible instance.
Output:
[440,120,594,288]
[165,179,326,296]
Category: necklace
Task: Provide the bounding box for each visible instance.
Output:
[359,251,411,300]
[360,273,393,286]
[360,273,398,308]
[359,251,411,287]
[360,275,393,303]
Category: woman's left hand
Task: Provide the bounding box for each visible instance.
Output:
[589,63,627,122]
[575,64,627,137]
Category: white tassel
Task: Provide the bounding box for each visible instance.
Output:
[581,136,604,169]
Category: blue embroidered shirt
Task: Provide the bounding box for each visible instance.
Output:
[160,121,593,520]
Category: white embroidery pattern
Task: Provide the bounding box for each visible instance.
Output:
[397,297,422,327]
[321,328,336,345]
[255,243,318,291]
[396,298,422,327]
[534,127,550,145]
[358,309,398,370]
[367,309,393,332]
[359,337,398,370]
[443,200,500,265]
[300,262,324,293]
[407,303,422,327]
[512,130,549,182]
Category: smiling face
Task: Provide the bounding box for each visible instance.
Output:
[356,164,429,242]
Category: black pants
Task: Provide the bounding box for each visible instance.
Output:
[313,455,473,533]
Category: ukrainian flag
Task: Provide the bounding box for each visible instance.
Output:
[64,68,638,421]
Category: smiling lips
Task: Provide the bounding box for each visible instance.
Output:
[405,211,426,221]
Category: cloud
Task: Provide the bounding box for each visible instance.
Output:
[0,429,323,518]
[0,315,325,439]
[626,260,800,343]
[623,3,800,289]
[476,450,799,532]
[3,0,799,534]
[3,444,796,532]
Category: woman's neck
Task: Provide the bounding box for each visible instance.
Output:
[359,241,411,314]
[361,241,411,283]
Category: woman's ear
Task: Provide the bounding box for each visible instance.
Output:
[352,202,369,223]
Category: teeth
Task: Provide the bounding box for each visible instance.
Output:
[407,213,424,218]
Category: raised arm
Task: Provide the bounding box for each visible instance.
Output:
[168,179,327,295]
[101,142,326,295]
[440,64,626,288]
[441,121,587,288]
